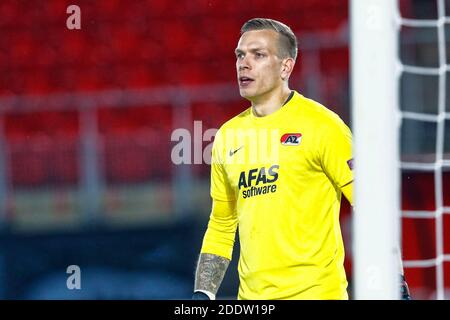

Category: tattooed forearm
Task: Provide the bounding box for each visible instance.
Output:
[194,253,230,295]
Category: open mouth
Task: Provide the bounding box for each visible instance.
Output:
[239,76,254,86]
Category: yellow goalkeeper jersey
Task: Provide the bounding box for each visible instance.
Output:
[201,90,353,300]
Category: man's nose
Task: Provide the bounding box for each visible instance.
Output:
[238,61,250,70]
[238,56,250,70]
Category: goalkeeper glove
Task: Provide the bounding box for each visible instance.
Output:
[400,275,412,300]
[192,291,212,300]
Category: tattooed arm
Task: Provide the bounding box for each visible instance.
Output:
[193,199,238,300]
[193,253,230,299]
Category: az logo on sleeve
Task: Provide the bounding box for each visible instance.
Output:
[347,158,354,170]
[280,133,302,146]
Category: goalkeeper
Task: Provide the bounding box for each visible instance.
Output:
[193,18,411,300]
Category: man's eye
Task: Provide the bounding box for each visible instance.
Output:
[255,52,264,58]
[236,53,244,59]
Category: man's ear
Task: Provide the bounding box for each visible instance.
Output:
[281,58,295,80]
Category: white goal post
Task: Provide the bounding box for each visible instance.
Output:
[350,0,401,299]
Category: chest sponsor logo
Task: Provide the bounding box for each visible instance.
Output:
[238,165,279,199]
[280,133,302,146]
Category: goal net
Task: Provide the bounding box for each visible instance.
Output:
[397,0,450,300]
[351,0,450,299]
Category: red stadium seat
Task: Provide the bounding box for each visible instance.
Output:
[9,135,51,187]
[1,0,347,94]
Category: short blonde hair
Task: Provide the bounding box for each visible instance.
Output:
[240,18,298,61]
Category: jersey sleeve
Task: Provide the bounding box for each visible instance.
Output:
[200,199,238,260]
[210,128,236,201]
[341,182,353,206]
[319,115,354,189]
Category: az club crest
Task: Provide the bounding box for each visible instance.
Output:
[280,133,302,146]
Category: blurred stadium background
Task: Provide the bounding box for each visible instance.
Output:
[0,0,448,299]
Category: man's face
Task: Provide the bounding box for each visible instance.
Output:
[235,29,285,101]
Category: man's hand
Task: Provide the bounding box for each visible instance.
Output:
[400,275,412,300]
